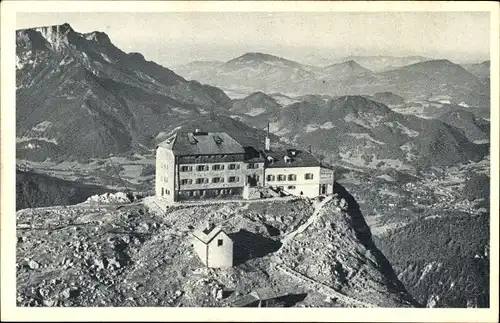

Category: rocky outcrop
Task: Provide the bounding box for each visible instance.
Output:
[277,183,421,307]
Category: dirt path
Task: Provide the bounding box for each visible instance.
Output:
[272,194,378,307]
[144,195,303,215]
[276,264,375,308]
[281,195,333,244]
[174,195,299,206]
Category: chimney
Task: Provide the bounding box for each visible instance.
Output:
[205,219,213,232]
[265,123,271,151]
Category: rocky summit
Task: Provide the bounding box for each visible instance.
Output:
[16,188,419,307]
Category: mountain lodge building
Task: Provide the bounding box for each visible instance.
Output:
[155,128,334,202]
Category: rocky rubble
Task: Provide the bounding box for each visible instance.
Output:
[276,193,419,307]
[84,192,143,204]
[16,194,417,307]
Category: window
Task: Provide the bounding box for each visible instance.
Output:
[267,175,275,181]
[278,186,284,190]
[212,177,224,183]
[212,164,224,171]
[166,189,170,195]
[228,164,238,170]
[181,179,192,185]
[277,175,286,181]
[196,178,208,184]
[287,185,296,190]
[199,190,205,196]
[161,188,164,196]
[180,165,192,172]
[288,174,297,181]
[217,239,223,246]
[228,176,239,183]
[305,173,314,180]
[197,165,208,171]
[247,163,259,169]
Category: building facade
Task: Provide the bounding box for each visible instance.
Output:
[155,129,333,202]
[262,148,334,197]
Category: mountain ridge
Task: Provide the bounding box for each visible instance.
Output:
[264,95,488,169]
[16,23,267,161]
[174,52,489,107]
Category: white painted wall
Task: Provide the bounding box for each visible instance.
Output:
[192,237,208,266]
[320,167,335,194]
[155,147,176,202]
[264,166,334,198]
[207,231,233,268]
[264,166,320,197]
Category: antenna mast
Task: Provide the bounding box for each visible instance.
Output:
[265,122,271,151]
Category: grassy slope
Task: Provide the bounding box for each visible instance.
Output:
[16,169,114,210]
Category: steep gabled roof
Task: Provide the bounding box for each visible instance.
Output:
[263,149,321,168]
[192,225,226,245]
[158,132,245,156]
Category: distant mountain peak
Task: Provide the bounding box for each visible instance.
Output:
[431,59,454,64]
[83,30,111,45]
[393,59,477,75]
[327,59,362,67]
[34,22,74,33]
[333,95,392,114]
[127,52,145,61]
[226,52,303,68]
[18,23,77,50]
[323,60,372,75]
[412,58,456,67]
[17,23,119,54]
[248,91,268,97]
[233,52,284,62]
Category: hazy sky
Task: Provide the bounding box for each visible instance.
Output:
[17,12,490,66]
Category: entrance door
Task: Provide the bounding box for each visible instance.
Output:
[320,185,326,195]
[247,174,258,187]
[161,187,164,196]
